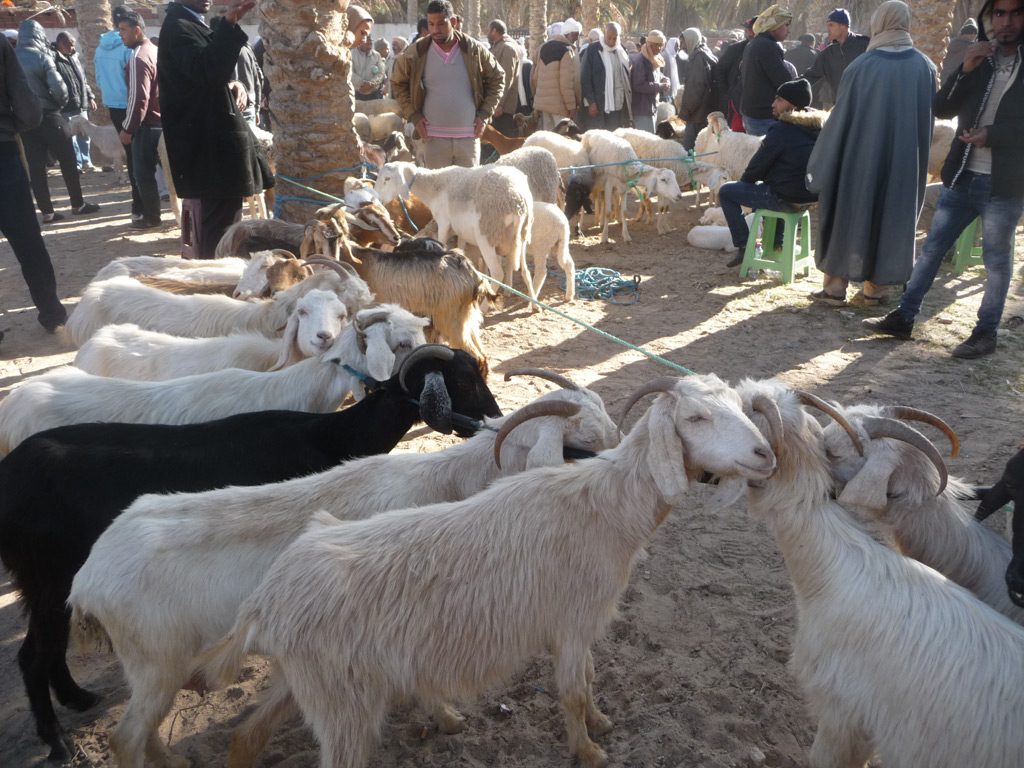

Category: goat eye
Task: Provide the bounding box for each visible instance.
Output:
[825,449,838,461]
[686,415,707,423]
[298,309,308,316]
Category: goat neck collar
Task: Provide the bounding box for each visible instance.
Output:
[341,363,382,394]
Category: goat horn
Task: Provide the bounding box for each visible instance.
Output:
[398,344,455,392]
[860,416,948,495]
[494,400,582,469]
[503,368,580,391]
[795,390,864,457]
[355,308,392,332]
[617,376,681,432]
[751,394,784,458]
[881,406,960,458]
[269,248,297,260]
[302,257,360,278]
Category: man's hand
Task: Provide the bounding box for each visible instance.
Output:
[961,126,988,147]
[228,81,248,111]
[119,129,132,146]
[358,82,375,94]
[473,117,485,138]
[962,40,996,73]
[494,105,504,118]
[88,97,97,112]
[415,117,429,139]
[223,0,256,25]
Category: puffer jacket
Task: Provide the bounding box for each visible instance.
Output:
[14,20,66,112]
[94,29,132,109]
[391,30,505,126]
[741,108,825,202]
[531,35,581,115]
[1,35,43,142]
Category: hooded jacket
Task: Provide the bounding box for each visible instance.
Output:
[532,35,581,115]
[14,20,67,113]
[94,29,132,109]
[741,108,825,202]
[936,1,1024,198]
[1,35,43,143]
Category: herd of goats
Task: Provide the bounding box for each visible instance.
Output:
[1,118,1023,767]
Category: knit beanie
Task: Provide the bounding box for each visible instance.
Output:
[827,8,851,27]
[776,78,812,109]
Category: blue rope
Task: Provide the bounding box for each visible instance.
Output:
[557,149,717,174]
[549,266,642,305]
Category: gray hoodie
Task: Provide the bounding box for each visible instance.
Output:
[14,20,67,112]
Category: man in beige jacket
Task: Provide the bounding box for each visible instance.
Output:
[391,0,504,167]
[487,19,519,136]
[531,18,582,130]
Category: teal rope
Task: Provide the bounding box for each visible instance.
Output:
[551,266,641,305]
[482,273,696,377]
[557,149,717,174]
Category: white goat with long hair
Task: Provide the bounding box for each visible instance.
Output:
[735,379,1024,768]
[0,305,427,456]
[69,371,619,768]
[195,375,775,768]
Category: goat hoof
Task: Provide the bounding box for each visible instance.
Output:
[45,734,74,763]
[435,710,467,735]
[576,742,609,768]
[586,711,613,736]
[58,687,100,712]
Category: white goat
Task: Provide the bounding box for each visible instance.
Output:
[196,375,775,768]
[70,373,618,768]
[0,305,426,456]
[68,115,126,182]
[73,288,348,380]
[823,404,1024,626]
[693,112,763,180]
[93,255,249,284]
[65,267,372,346]
[528,202,575,302]
[374,161,537,306]
[736,378,1024,768]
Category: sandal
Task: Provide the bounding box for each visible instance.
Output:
[848,291,885,307]
[810,290,846,306]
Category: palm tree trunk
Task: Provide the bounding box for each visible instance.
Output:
[74,0,112,123]
[407,0,418,28]
[260,0,361,221]
[581,0,598,33]
[646,0,666,32]
[464,0,481,38]
[528,0,547,60]
[913,2,957,71]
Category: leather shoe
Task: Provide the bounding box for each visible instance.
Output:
[862,310,914,339]
[726,253,743,268]
[951,329,996,359]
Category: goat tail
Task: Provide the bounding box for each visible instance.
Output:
[194,612,257,691]
[70,607,113,654]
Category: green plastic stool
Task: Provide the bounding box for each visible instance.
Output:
[739,207,814,284]
[952,217,994,274]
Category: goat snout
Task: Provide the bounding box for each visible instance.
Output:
[739,446,776,478]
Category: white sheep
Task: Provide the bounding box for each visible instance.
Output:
[355,97,401,116]
[196,375,775,768]
[73,288,347,380]
[687,224,739,252]
[627,166,685,235]
[690,162,731,207]
[579,130,646,243]
[495,145,561,204]
[736,378,1024,768]
[528,202,575,301]
[374,161,537,307]
[699,206,727,226]
[68,115,126,182]
[693,111,763,181]
[65,266,372,347]
[823,404,1024,625]
[612,127,691,187]
[522,129,591,183]
[353,112,406,144]
[929,118,957,179]
[0,305,426,456]
[70,373,619,768]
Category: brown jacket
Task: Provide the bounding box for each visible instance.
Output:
[391,31,505,127]
[489,35,520,115]
[531,35,581,115]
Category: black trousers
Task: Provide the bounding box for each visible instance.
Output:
[182,196,242,259]
[0,141,66,328]
[131,124,163,224]
[19,111,83,214]
[109,107,143,216]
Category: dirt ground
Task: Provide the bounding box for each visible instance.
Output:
[1,168,1023,768]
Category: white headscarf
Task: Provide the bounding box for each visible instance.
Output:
[601,23,630,113]
[663,36,680,96]
[547,22,563,39]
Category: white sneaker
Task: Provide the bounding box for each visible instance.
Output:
[131,214,144,223]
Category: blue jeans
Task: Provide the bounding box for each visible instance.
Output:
[64,110,92,168]
[897,172,1024,334]
[718,181,794,248]
[742,116,776,137]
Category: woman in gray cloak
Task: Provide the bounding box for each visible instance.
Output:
[805,0,936,304]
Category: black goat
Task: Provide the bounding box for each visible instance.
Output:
[977,446,1024,607]
[0,345,500,761]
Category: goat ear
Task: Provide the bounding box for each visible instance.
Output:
[398,163,416,189]
[418,370,453,434]
[525,419,567,469]
[269,312,302,371]
[363,324,396,381]
[646,395,689,505]
[837,451,894,514]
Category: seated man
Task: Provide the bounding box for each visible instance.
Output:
[717,78,823,267]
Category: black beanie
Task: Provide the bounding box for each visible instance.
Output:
[776,78,812,110]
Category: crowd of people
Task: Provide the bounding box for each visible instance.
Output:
[1,0,1022,363]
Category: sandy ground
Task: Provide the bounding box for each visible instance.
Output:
[1,168,1023,768]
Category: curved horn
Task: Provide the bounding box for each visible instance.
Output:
[302,257,361,278]
[751,394,784,458]
[616,377,681,432]
[860,416,948,495]
[397,344,455,392]
[269,248,298,260]
[503,368,580,391]
[494,400,582,469]
[795,390,864,457]
[881,406,960,458]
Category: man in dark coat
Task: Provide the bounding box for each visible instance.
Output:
[740,5,794,136]
[677,27,717,149]
[802,8,869,107]
[718,79,823,267]
[715,17,755,130]
[865,0,1024,359]
[158,0,273,259]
